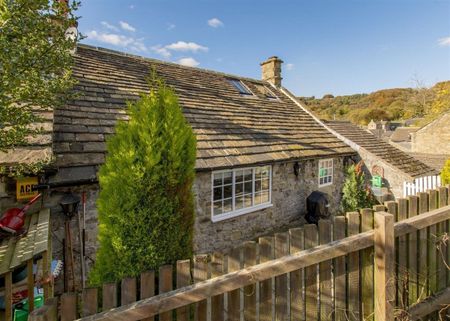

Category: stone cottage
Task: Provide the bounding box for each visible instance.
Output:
[0,45,356,289]
[324,120,439,200]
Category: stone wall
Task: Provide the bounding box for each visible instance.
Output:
[411,113,450,154]
[192,156,347,254]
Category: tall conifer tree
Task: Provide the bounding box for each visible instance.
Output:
[89,77,196,284]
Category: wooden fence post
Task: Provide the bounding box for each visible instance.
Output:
[61,292,78,321]
[360,208,374,320]
[210,254,224,321]
[121,277,137,306]
[243,241,257,321]
[258,236,274,321]
[346,211,361,321]
[374,211,395,321]
[304,224,318,321]
[159,265,173,321]
[319,220,332,321]
[140,271,155,321]
[228,247,241,321]
[408,195,419,304]
[333,216,347,321]
[275,232,289,321]
[102,283,118,311]
[177,260,191,321]
[82,288,98,317]
[289,228,305,321]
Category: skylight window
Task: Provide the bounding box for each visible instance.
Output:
[229,79,253,96]
[255,84,278,99]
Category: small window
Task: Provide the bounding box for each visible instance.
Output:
[229,79,253,96]
[318,159,333,187]
[255,84,277,99]
[212,165,272,221]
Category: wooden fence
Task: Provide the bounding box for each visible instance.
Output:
[30,187,450,321]
[403,175,441,197]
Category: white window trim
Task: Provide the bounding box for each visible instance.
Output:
[318,158,334,187]
[211,166,272,222]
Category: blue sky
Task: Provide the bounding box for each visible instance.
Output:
[78,0,450,97]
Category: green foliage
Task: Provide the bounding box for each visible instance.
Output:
[0,0,80,150]
[441,159,450,185]
[300,81,450,125]
[89,77,197,285]
[341,162,376,213]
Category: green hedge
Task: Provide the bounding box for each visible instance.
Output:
[89,77,196,285]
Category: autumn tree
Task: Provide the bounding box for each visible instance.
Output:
[0,0,79,150]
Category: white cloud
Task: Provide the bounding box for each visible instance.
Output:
[129,4,135,9]
[87,30,147,52]
[151,45,171,58]
[101,21,118,31]
[208,18,224,28]
[165,41,208,52]
[177,57,200,67]
[119,21,136,32]
[285,63,294,71]
[438,36,450,47]
[167,23,176,31]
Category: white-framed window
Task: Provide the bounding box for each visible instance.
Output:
[211,165,272,222]
[318,159,333,187]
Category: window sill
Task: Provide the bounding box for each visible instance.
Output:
[318,182,333,188]
[211,203,273,223]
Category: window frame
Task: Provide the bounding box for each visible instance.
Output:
[211,165,273,222]
[318,158,334,187]
[228,79,254,96]
[255,84,279,100]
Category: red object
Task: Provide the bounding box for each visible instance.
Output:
[0,194,42,235]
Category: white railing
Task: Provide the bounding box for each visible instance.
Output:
[403,175,441,197]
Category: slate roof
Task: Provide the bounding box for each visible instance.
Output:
[409,153,448,172]
[324,120,438,178]
[0,110,53,167]
[390,127,419,142]
[52,44,355,174]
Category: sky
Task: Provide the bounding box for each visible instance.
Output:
[78,0,450,97]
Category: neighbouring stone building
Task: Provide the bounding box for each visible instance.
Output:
[323,120,438,200]
[411,113,450,154]
[0,45,356,291]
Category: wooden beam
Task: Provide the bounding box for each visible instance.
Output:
[374,211,395,321]
[407,287,450,321]
[78,205,450,321]
[394,205,450,237]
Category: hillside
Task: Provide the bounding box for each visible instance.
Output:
[299,81,450,125]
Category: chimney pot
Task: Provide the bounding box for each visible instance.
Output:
[260,56,283,87]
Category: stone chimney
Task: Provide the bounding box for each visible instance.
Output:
[260,56,283,87]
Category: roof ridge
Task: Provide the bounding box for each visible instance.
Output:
[76,43,268,84]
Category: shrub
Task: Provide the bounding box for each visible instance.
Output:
[341,161,377,213]
[441,158,450,185]
[89,77,196,285]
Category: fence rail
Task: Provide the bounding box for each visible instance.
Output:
[31,187,450,321]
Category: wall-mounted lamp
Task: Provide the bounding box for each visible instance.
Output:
[293,162,300,177]
[60,193,80,219]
